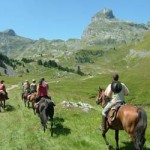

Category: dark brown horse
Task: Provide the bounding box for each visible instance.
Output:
[0,91,6,111]
[38,97,55,135]
[96,87,147,150]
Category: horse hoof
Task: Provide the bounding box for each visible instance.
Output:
[108,145,113,150]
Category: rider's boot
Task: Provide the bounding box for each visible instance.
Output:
[6,93,9,100]
[99,115,106,132]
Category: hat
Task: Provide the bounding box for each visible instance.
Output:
[41,78,45,81]
[111,81,122,93]
[32,79,36,82]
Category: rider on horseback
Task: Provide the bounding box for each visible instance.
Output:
[100,73,129,132]
[0,80,9,99]
[35,78,54,114]
[36,78,50,101]
[30,79,37,93]
[23,80,30,93]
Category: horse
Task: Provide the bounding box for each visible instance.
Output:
[96,87,147,150]
[38,97,55,135]
[27,92,37,114]
[0,91,6,111]
[22,91,30,107]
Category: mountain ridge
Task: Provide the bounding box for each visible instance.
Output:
[0,8,150,60]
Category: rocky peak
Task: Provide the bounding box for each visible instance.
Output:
[3,29,16,36]
[82,8,148,47]
[92,8,115,21]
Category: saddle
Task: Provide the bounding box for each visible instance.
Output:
[0,90,5,94]
[34,97,55,113]
[107,102,124,123]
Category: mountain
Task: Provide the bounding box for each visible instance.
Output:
[0,8,150,60]
[0,29,82,59]
[81,8,149,47]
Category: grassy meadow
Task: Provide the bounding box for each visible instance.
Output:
[1,34,150,149]
[0,71,150,150]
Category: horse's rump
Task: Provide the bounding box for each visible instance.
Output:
[27,92,37,102]
[108,104,146,131]
[38,98,55,132]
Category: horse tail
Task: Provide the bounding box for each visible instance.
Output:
[42,109,48,132]
[134,108,147,149]
[39,103,48,132]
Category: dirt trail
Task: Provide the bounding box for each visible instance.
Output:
[7,85,19,91]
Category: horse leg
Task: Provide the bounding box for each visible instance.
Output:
[50,116,54,136]
[27,101,30,108]
[24,99,26,107]
[115,130,119,150]
[32,102,36,115]
[3,100,5,110]
[102,132,113,149]
[0,101,2,112]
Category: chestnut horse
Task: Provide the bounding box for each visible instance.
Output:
[27,92,37,114]
[96,88,147,150]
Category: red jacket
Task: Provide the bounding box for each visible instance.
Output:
[38,82,48,96]
[0,83,6,91]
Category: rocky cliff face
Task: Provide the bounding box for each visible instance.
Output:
[81,8,148,46]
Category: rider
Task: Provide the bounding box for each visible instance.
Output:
[0,80,9,99]
[100,73,129,132]
[36,78,50,101]
[30,79,37,93]
[35,78,52,113]
[23,80,30,93]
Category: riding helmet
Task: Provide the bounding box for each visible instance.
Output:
[111,81,122,93]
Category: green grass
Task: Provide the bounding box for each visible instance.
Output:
[1,31,150,149]
[0,73,150,150]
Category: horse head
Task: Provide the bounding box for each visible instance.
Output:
[96,87,108,108]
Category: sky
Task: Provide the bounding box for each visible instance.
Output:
[0,0,150,40]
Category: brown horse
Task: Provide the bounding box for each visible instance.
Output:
[27,92,37,114]
[22,91,29,107]
[0,91,6,111]
[96,87,147,150]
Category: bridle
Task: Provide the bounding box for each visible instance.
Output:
[96,88,108,108]
[96,88,104,104]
